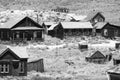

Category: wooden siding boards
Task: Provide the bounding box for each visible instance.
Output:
[84,12,105,25]
[48,22,93,39]
[0,16,44,41]
[27,59,44,72]
[95,22,119,38]
[0,48,28,76]
[86,51,107,64]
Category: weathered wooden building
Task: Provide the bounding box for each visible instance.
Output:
[27,58,44,72]
[86,51,112,64]
[0,16,44,41]
[0,47,28,76]
[94,22,118,38]
[84,11,105,25]
[48,22,93,39]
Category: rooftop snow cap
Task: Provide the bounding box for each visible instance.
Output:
[6,46,28,58]
[48,22,93,30]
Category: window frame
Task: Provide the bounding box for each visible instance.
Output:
[0,64,9,73]
[19,62,24,73]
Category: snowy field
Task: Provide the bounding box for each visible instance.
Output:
[1,37,118,80]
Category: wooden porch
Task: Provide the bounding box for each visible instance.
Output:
[10,30,43,41]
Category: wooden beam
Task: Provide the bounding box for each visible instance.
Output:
[1,31,2,40]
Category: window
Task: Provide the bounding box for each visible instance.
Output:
[104,29,108,36]
[98,18,103,22]
[19,62,24,73]
[94,19,98,23]
[0,64,9,73]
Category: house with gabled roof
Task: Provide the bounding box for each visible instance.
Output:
[48,22,93,39]
[0,16,44,41]
[85,50,112,64]
[84,11,105,25]
[0,47,28,76]
[94,22,120,38]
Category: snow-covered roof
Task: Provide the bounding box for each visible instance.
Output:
[94,22,108,29]
[61,22,93,29]
[48,23,58,30]
[48,22,93,30]
[0,16,26,29]
[44,22,57,26]
[7,46,28,59]
[0,16,42,29]
[84,11,105,21]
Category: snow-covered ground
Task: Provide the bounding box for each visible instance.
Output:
[2,37,118,80]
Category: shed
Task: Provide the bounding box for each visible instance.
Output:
[85,50,111,64]
[78,41,88,50]
[27,58,44,72]
[0,47,28,76]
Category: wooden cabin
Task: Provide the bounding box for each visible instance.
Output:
[48,22,93,39]
[86,51,111,64]
[0,47,28,76]
[27,58,44,72]
[84,11,105,25]
[94,22,118,38]
[0,16,44,41]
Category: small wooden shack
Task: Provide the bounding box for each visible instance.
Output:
[78,41,88,50]
[27,58,44,72]
[0,47,28,76]
[86,51,112,64]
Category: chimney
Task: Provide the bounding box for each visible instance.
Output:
[36,13,39,24]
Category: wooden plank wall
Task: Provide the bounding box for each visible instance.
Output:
[27,59,44,72]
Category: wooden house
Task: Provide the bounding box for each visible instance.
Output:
[94,22,118,38]
[85,51,111,64]
[27,58,44,72]
[48,22,93,39]
[0,47,28,76]
[84,11,105,25]
[0,16,44,41]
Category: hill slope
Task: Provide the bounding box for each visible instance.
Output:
[0,0,120,21]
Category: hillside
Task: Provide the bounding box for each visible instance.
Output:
[0,0,120,21]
